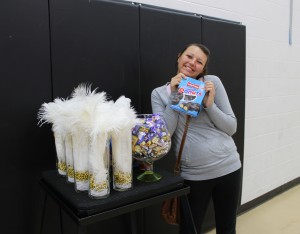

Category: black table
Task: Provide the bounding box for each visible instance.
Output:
[40,169,196,234]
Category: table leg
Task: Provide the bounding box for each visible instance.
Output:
[180,195,197,234]
[59,208,64,234]
[130,209,144,234]
[78,225,87,234]
[40,193,48,234]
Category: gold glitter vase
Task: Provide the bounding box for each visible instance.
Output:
[88,133,110,199]
[54,132,67,176]
[72,131,90,192]
[112,128,133,191]
[65,133,74,183]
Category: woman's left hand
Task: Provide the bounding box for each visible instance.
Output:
[203,81,215,108]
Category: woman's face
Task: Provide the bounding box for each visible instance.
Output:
[177,45,208,78]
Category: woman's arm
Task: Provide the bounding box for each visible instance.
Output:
[204,76,237,136]
[151,85,179,136]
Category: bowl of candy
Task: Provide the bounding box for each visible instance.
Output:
[132,114,171,182]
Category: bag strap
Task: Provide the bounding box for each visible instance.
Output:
[174,115,191,175]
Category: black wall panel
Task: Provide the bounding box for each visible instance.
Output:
[139,5,204,173]
[202,17,246,164]
[49,0,140,111]
[139,5,203,114]
[0,0,53,234]
[47,1,140,233]
[201,17,246,231]
[139,6,204,234]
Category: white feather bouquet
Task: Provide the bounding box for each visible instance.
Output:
[49,97,79,184]
[38,98,68,176]
[38,83,138,198]
[110,96,138,191]
[68,84,107,193]
[87,98,116,198]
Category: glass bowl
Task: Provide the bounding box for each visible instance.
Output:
[132,114,171,182]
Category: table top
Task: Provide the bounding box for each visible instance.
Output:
[40,168,187,219]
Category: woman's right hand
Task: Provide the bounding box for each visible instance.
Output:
[170,73,186,92]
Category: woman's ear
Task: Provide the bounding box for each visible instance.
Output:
[177,53,181,64]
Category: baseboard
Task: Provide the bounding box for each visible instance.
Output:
[238,176,300,215]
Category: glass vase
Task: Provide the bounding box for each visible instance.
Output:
[132,114,171,182]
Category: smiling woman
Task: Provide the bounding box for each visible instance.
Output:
[151,43,242,234]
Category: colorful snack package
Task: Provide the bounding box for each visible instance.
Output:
[170,77,206,117]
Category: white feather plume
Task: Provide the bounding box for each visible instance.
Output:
[110,96,138,182]
[111,96,138,133]
[70,83,97,98]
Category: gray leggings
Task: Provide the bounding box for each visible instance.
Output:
[180,169,242,234]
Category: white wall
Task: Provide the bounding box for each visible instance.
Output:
[126,0,300,204]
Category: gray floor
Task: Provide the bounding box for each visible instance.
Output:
[206,184,300,234]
